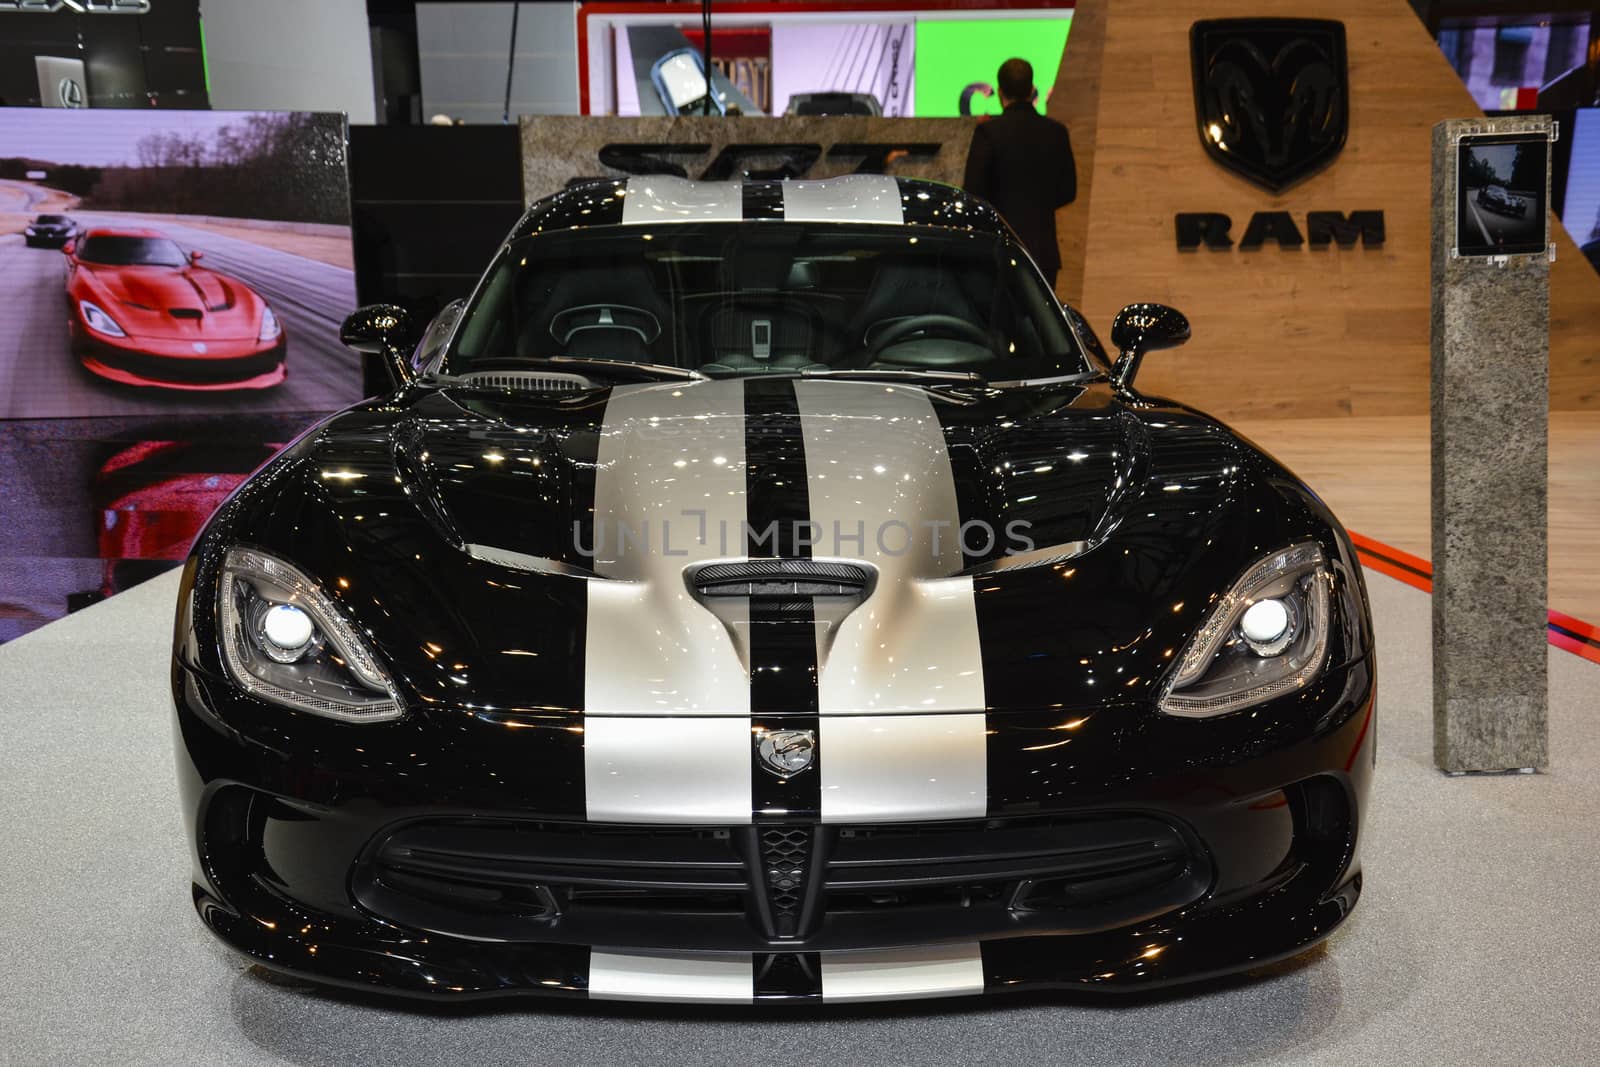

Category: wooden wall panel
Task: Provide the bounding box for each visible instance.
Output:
[1045,0,1104,306]
[1065,0,1600,420]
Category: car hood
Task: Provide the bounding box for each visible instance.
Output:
[77,264,261,339]
[198,377,1344,718]
[397,378,1138,577]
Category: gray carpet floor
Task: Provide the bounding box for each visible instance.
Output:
[1,568,1596,1066]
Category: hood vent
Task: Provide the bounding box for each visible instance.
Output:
[687,559,876,635]
[454,371,590,393]
[690,560,874,600]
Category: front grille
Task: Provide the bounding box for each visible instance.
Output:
[761,826,813,936]
[92,347,283,384]
[356,814,1208,951]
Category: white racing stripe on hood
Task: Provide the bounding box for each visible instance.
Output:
[793,381,985,713]
[621,175,743,224]
[794,381,987,823]
[583,379,752,823]
[584,380,749,713]
[780,174,905,224]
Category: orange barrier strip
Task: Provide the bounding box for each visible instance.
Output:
[1548,629,1600,665]
[1347,530,1600,665]
[1548,609,1600,643]
[1347,530,1433,578]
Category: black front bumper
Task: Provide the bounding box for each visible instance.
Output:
[173,650,1374,1004]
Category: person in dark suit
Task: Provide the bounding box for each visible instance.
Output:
[962,58,1077,291]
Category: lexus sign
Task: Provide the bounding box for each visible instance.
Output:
[0,1,151,12]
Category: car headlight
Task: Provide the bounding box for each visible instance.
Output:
[258,305,281,342]
[1159,541,1332,718]
[218,546,402,722]
[79,300,126,338]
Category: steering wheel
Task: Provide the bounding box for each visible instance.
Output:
[869,314,991,354]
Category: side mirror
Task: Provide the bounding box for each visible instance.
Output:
[61,240,75,256]
[1109,303,1190,391]
[189,249,204,263]
[340,304,414,385]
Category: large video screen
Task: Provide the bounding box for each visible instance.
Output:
[0,108,361,643]
[1562,108,1600,272]
[0,108,361,419]
[582,4,1072,118]
[913,16,1072,117]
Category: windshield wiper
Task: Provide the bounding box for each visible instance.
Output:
[796,368,987,384]
[546,356,705,380]
[988,369,1106,388]
[437,356,705,383]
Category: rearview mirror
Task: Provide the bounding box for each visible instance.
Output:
[1109,303,1190,391]
[189,250,204,263]
[340,304,414,385]
[61,240,75,256]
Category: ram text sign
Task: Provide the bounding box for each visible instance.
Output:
[521,116,977,205]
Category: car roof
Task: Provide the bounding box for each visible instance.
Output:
[509,175,1012,244]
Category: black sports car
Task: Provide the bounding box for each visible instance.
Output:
[173,175,1374,1004]
[1476,183,1526,218]
[23,213,75,248]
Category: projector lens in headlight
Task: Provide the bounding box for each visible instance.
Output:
[259,603,315,662]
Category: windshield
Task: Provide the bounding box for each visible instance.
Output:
[444,223,1092,381]
[37,215,67,224]
[78,236,186,268]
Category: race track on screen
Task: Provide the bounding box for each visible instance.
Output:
[0,180,362,420]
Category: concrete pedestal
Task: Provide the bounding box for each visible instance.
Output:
[1429,117,1551,773]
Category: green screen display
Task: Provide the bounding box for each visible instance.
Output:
[912,16,1073,118]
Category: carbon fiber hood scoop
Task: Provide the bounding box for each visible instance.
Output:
[690,559,875,600]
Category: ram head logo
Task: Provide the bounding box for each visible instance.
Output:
[1190,19,1349,192]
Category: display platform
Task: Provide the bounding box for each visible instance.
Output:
[1,569,1596,1065]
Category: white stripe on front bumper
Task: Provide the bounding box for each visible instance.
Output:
[587,950,753,1003]
[820,943,986,1003]
[584,716,753,823]
[819,712,987,822]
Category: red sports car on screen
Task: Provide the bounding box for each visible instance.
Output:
[64,228,286,390]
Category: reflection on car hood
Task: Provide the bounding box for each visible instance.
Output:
[200,376,1338,717]
[396,378,1141,576]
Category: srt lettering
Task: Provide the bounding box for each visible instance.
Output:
[591,142,941,181]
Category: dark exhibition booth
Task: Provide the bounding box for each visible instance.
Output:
[1,1,1598,1064]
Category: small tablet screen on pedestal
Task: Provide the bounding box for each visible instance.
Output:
[1455,132,1549,257]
